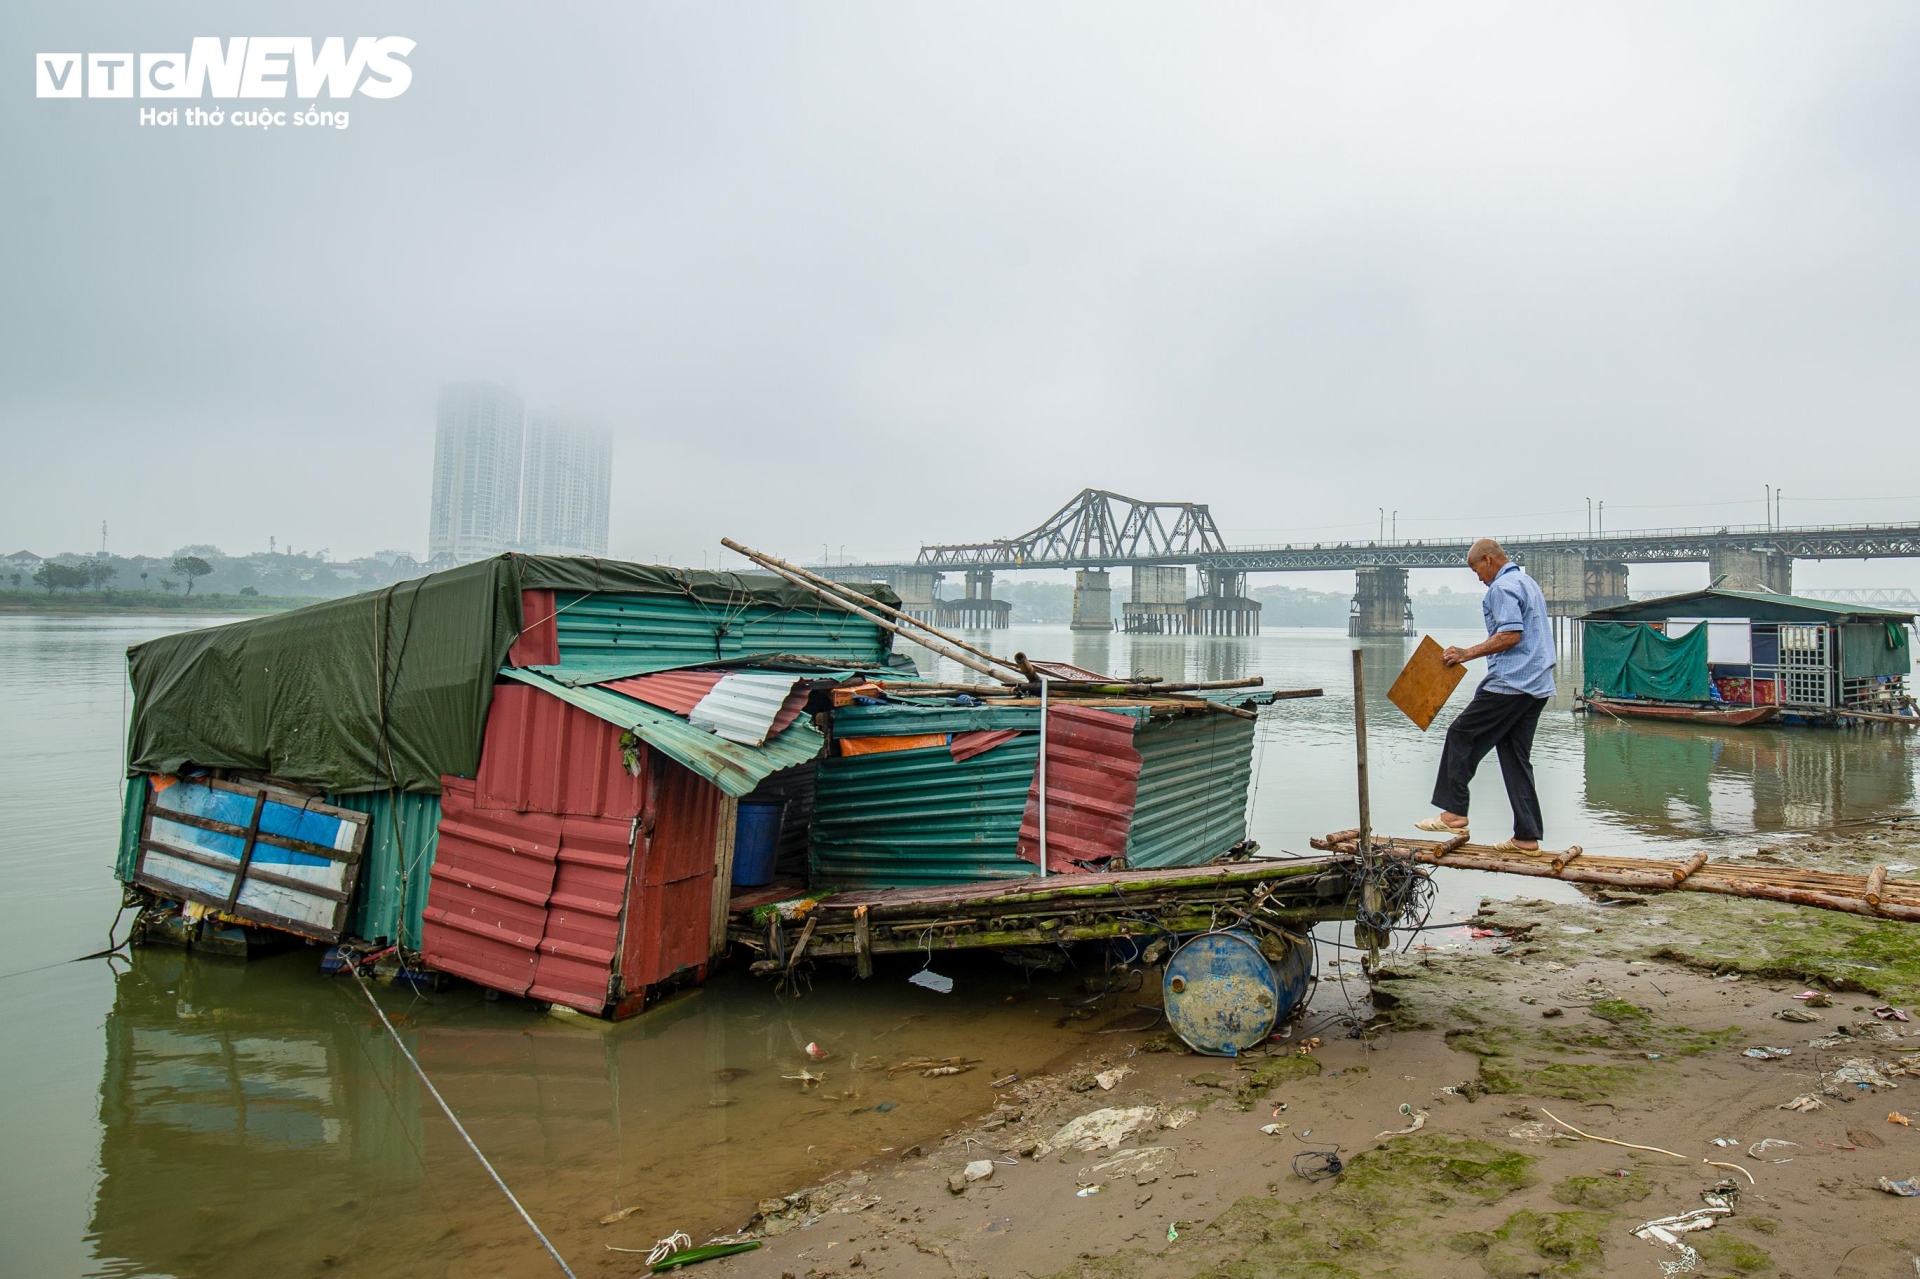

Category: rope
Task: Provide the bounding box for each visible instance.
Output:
[346,961,579,1278]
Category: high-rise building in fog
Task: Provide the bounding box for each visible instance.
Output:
[429,383,526,561]
[520,413,612,556]
[428,384,613,562]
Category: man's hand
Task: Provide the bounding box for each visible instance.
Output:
[1441,646,1466,666]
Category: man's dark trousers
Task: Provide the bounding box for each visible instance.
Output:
[1431,689,1549,842]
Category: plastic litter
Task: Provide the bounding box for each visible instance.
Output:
[963,1160,994,1183]
[1377,1103,1428,1138]
[1743,1046,1792,1059]
[908,969,954,994]
[1037,1107,1161,1156]
[1780,1094,1827,1112]
[1167,1221,1182,1242]
[1094,1066,1131,1091]
[1832,1058,1897,1089]
[1776,1008,1822,1023]
[1893,1113,1914,1127]
[805,1042,828,1060]
[1794,990,1834,1006]
[1747,1139,1799,1160]
[1879,1177,1920,1197]
[1260,1123,1288,1135]
[1710,1137,1740,1147]
[1075,1184,1103,1198]
[1878,1006,1913,1023]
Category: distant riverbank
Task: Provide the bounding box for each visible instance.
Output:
[0,592,299,615]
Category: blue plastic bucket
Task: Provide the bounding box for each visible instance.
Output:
[1163,929,1313,1056]
[731,802,784,887]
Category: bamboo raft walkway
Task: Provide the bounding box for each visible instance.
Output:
[1310,829,1920,924]
[729,857,1353,977]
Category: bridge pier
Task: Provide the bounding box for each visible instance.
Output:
[1071,569,1114,631]
[1188,569,1261,635]
[1709,547,1792,594]
[1123,565,1190,634]
[935,569,1010,629]
[1349,566,1414,637]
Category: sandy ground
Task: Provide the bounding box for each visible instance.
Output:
[647,822,1920,1279]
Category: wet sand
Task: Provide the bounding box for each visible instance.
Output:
[694,821,1920,1279]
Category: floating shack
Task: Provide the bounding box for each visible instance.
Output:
[1578,588,1916,725]
[115,550,1344,1018]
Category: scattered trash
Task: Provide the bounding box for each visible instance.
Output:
[1878,1006,1914,1023]
[1038,1107,1161,1156]
[1088,1147,1174,1182]
[1538,1108,1689,1160]
[1705,1160,1756,1185]
[1094,1066,1132,1091]
[1710,1137,1740,1147]
[1794,990,1834,1006]
[990,1072,1020,1088]
[1632,1203,1730,1248]
[1893,1113,1914,1127]
[1260,1122,1288,1135]
[1291,1135,1345,1182]
[888,1056,978,1076]
[1166,1221,1182,1242]
[1747,1139,1799,1160]
[1544,962,1566,972]
[600,1205,642,1225]
[1832,1058,1898,1089]
[923,1066,968,1077]
[1780,1094,1827,1112]
[645,1232,694,1266]
[1075,1185,1103,1198]
[963,1159,994,1183]
[1743,1046,1792,1059]
[1160,1107,1198,1130]
[1377,1104,1428,1138]
[805,1042,829,1060]
[1645,1053,1663,1060]
[1507,1121,1557,1143]
[781,1069,824,1087]
[873,1101,896,1113]
[1880,1177,1920,1197]
[1776,1008,1822,1023]
[908,969,955,994]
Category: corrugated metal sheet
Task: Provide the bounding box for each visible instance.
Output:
[604,668,727,715]
[331,789,441,950]
[500,668,824,798]
[422,779,563,996]
[532,812,632,1012]
[622,754,720,988]
[1016,706,1141,872]
[689,672,807,746]
[950,729,1021,761]
[1028,660,1114,681]
[474,682,645,817]
[1125,713,1255,868]
[810,737,1041,888]
[550,591,893,672]
[508,589,560,667]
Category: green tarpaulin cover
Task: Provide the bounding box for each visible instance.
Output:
[1582,622,1710,701]
[126,555,898,794]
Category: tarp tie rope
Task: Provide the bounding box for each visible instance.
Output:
[347,962,579,1278]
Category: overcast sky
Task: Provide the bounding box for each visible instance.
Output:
[5,3,1918,593]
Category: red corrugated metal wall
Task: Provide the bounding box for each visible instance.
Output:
[476,682,644,818]
[1016,706,1142,872]
[623,753,722,989]
[422,684,718,1014]
[508,589,560,667]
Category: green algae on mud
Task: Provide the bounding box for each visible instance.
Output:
[1042,1135,1543,1279]
[1448,1209,1613,1279]
[1551,1170,1652,1211]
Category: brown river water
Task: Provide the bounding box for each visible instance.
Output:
[4,614,1916,1276]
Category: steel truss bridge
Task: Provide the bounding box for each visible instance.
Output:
[827,488,1920,575]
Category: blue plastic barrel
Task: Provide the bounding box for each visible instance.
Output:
[1163,929,1313,1057]
[731,802,784,887]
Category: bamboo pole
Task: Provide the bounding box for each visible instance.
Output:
[721,539,1024,686]
[1352,650,1371,860]
[721,538,1026,683]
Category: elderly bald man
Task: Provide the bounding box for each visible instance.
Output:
[1415,539,1557,851]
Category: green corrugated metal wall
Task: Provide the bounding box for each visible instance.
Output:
[552,592,894,671]
[116,776,146,882]
[1125,713,1254,869]
[329,790,441,950]
[810,738,1041,888]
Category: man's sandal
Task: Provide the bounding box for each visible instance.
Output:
[1489,839,1539,852]
[1414,815,1469,836]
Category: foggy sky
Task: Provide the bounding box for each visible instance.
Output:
[5,3,1919,591]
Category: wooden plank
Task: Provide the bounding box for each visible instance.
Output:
[708,795,739,961]
[1387,636,1466,731]
[137,841,352,904]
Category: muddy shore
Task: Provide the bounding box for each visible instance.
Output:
[644,822,1920,1279]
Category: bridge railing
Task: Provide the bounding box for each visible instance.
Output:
[1220,521,1920,554]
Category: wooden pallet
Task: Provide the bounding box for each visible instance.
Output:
[1310,831,1920,923]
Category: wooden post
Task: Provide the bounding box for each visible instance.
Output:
[709,795,739,961]
[1672,851,1709,885]
[1866,865,1889,907]
[853,905,873,979]
[1352,649,1371,860]
[1038,674,1051,878]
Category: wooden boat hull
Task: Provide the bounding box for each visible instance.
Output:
[1582,696,1778,726]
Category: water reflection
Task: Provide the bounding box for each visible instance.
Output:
[1583,720,1918,839]
[85,946,1110,1278]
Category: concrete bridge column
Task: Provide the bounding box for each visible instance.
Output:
[1071,569,1114,631]
[1584,561,1629,610]
[1709,547,1792,594]
[888,568,942,624]
[1188,569,1261,635]
[1349,566,1413,637]
[1124,565,1189,634]
[1526,549,1590,619]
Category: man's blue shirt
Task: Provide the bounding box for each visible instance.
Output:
[1481,563,1556,698]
